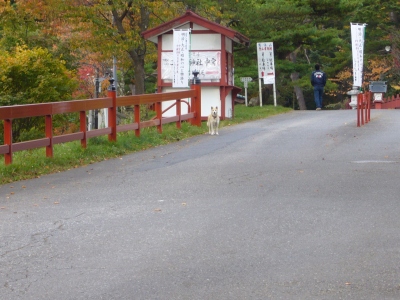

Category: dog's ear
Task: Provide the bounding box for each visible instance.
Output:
[216,106,218,109]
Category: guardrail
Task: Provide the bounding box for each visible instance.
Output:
[0,81,201,165]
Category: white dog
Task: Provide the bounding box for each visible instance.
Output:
[207,106,220,135]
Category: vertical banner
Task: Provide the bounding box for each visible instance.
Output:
[351,23,366,87]
[257,42,275,84]
[173,29,191,88]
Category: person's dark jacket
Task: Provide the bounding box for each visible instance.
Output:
[311,70,327,88]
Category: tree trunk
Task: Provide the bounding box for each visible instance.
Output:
[288,49,307,110]
[130,52,145,95]
[291,72,307,110]
[112,4,149,95]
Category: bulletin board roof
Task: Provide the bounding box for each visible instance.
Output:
[142,10,250,47]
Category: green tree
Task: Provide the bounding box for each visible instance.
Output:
[63,0,186,95]
[230,0,362,109]
[0,46,78,141]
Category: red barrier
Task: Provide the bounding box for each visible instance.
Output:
[381,94,400,109]
[357,92,371,127]
[1,87,201,165]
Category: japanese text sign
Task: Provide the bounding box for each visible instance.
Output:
[351,23,366,87]
[173,29,191,88]
[257,42,275,84]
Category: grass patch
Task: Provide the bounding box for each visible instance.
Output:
[0,105,291,184]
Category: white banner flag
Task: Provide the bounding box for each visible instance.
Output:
[351,23,366,87]
[257,42,275,84]
[173,29,191,88]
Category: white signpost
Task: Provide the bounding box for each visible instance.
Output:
[257,42,277,107]
[240,77,252,106]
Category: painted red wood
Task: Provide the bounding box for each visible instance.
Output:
[45,115,53,158]
[155,102,162,133]
[79,111,87,148]
[108,90,117,142]
[191,83,201,126]
[134,104,140,137]
[4,119,12,164]
[176,99,181,129]
[53,132,84,144]
[141,10,250,46]
[1,89,201,165]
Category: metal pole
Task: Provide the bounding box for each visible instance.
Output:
[245,85,248,107]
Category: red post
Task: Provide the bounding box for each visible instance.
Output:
[366,92,371,123]
[194,84,202,127]
[361,94,365,126]
[155,101,162,133]
[45,115,53,158]
[134,104,140,137]
[4,119,12,165]
[176,99,181,129]
[190,71,202,127]
[107,79,117,142]
[80,110,87,148]
[357,94,361,127]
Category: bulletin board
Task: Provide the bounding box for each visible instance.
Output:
[162,51,221,80]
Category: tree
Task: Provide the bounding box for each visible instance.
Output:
[231,0,365,109]
[0,46,78,141]
[63,0,184,95]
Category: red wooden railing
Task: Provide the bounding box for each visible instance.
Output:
[0,83,201,165]
[357,91,371,127]
[369,93,400,109]
[380,94,400,109]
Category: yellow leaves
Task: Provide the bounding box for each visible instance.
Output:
[366,57,391,81]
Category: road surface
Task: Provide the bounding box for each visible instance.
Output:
[1,109,400,299]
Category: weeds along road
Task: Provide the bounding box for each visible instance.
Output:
[1,109,400,300]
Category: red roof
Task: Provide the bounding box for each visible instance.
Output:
[142,10,250,46]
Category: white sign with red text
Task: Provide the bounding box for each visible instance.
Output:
[257,42,275,84]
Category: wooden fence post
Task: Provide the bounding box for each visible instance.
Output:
[80,111,87,148]
[191,71,202,127]
[107,78,117,142]
[4,119,12,165]
[357,94,362,127]
[156,101,162,133]
[45,114,53,158]
[134,104,140,137]
[366,91,371,123]
[176,99,181,129]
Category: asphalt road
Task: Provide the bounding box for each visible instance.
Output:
[1,109,400,300]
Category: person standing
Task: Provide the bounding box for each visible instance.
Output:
[310,64,327,110]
